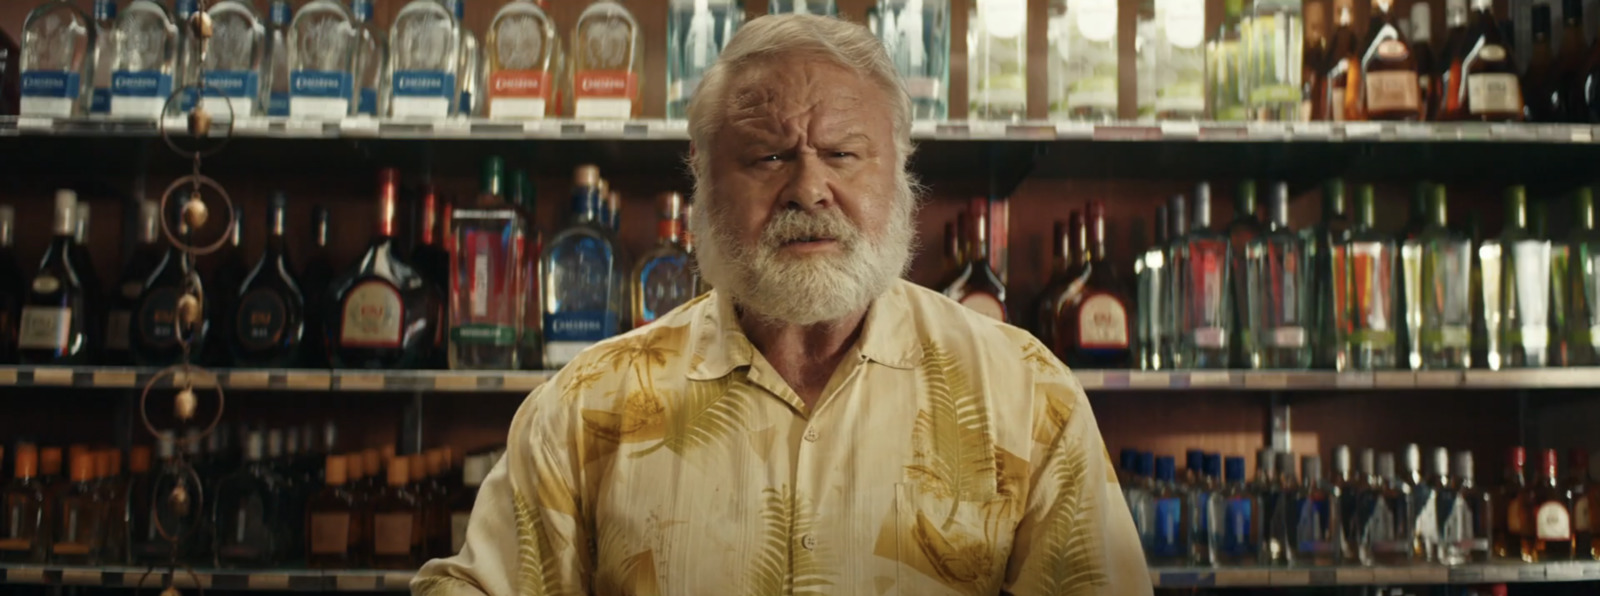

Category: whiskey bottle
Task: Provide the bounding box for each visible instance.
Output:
[1440,0,1523,121]
[213,430,281,567]
[51,451,101,565]
[1060,202,1132,367]
[942,200,1008,321]
[1434,0,1469,118]
[0,206,21,364]
[1307,180,1351,370]
[1346,185,1398,370]
[0,444,47,563]
[571,0,643,118]
[1527,448,1575,560]
[1494,446,1530,560]
[133,211,208,367]
[1357,0,1422,120]
[1499,187,1552,368]
[1163,195,1188,368]
[540,165,621,367]
[329,169,439,369]
[450,161,523,370]
[449,453,491,555]
[106,200,163,365]
[1245,183,1310,369]
[233,193,305,367]
[1321,1,1359,119]
[1289,455,1338,565]
[95,449,128,564]
[1181,184,1233,368]
[1330,446,1365,563]
[632,193,695,328]
[1037,217,1080,358]
[1566,449,1593,558]
[301,206,335,368]
[1440,450,1492,563]
[307,454,361,569]
[370,454,423,569]
[1135,206,1168,370]
[486,0,564,119]
[18,190,93,365]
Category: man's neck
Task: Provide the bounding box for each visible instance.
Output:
[737,306,868,411]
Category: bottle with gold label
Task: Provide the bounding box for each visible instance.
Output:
[50,452,101,565]
[307,454,362,568]
[1059,202,1132,367]
[1439,0,1521,120]
[369,454,422,569]
[941,200,1007,322]
[486,0,565,119]
[570,0,642,119]
[233,193,306,367]
[0,444,47,563]
[1526,448,1575,560]
[1357,0,1421,120]
[17,190,93,365]
[328,169,439,369]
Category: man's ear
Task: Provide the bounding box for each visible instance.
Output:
[688,143,697,161]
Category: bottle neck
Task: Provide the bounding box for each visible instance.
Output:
[0,213,12,248]
[94,0,116,22]
[658,217,682,245]
[267,203,287,251]
[421,191,440,246]
[315,212,329,248]
[271,1,292,27]
[1192,195,1211,230]
[1070,218,1088,266]
[1505,195,1528,230]
[376,182,398,238]
[969,217,990,262]
[1086,210,1107,263]
[570,187,602,224]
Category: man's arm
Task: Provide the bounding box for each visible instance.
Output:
[1002,367,1153,596]
[412,382,587,596]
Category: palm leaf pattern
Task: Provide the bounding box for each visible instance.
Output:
[631,374,748,460]
[791,493,833,596]
[745,487,793,596]
[514,489,568,596]
[907,341,996,524]
[1027,433,1108,596]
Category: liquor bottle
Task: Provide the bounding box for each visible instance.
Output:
[1365,452,1415,564]
[1307,180,1351,369]
[1224,181,1262,367]
[1557,0,1592,122]
[1319,1,1357,121]
[1302,0,1328,120]
[1492,447,1529,560]
[1434,0,1468,118]
[329,169,438,369]
[1289,455,1337,565]
[508,171,543,370]
[449,162,522,370]
[307,454,362,568]
[18,190,93,365]
[0,206,22,364]
[1247,0,1303,120]
[1566,449,1592,558]
[301,206,334,368]
[1163,195,1189,368]
[770,0,839,14]
[570,0,642,118]
[1565,189,1600,365]
[125,441,161,563]
[105,201,162,365]
[1145,456,1191,565]
[540,165,619,367]
[370,455,422,569]
[1061,203,1132,366]
[1048,0,1118,120]
[632,193,694,328]
[69,202,101,323]
[1439,0,1522,120]
[20,0,96,117]
[1411,4,1436,120]
[1136,206,1168,370]
[49,452,100,564]
[262,0,291,116]
[1524,4,1560,122]
[1331,446,1365,562]
[1250,449,1286,564]
[107,0,177,119]
[1358,0,1422,120]
[1526,448,1575,560]
[0,444,47,563]
[1191,452,1221,565]
[1441,450,1492,563]
[1035,218,1076,354]
[213,431,280,567]
[1151,0,1204,119]
[287,0,357,119]
[942,201,1008,321]
[415,188,452,369]
[486,0,564,119]
[1546,202,1572,367]
[1403,185,1472,369]
[1418,446,1452,561]
[197,0,266,116]
[1245,183,1310,369]
[1179,185,1232,368]
[1207,0,1248,120]
[969,0,1027,120]
[1346,185,1398,369]
[449,453,490,555]
[1497,187,1552,368]
[349,0,387,117]
[132,210,207,367]
[89,0,117,114]
[1125,452,1155,551]
[867,0,948,119]
[1207,456,1259,566]
[233,193,305,367]
[387,0,461,119]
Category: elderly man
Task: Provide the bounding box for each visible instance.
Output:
[413,14,1149,596]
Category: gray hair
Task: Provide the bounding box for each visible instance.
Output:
[684,14,916,183]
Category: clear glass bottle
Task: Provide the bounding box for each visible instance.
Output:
[1498,186,1553,368]
[1134,0,1156,120]
[307,455,362,569]
[1290,455,1338,565]
[287,0,357,119]
[90,0,117,114]
[632,193,694,328]
[1346,185,1398,369]
[1126,452,1155,551]
[1186,451,1216,565]
[369,455,423,569]
[1146,456,1192,565]
[1051,0,1119,120]
[449,160,524,370]
[1440,450,1492,564]
[109,0,178,118]
[1225,181,1263,368]
[541,165,621,368]
[350,0,388,117]
[388,0,460,119]
[1246,183,1310,369]
[769,0,838,14]
[1246,0,1302,120]
[1366,451,1416,565]
[1162,195,1188,369]
[449,454,491,555]
[1565,189,1600,366]
[1209,456,1260,566]
[1155,0,1205,119]
[1252,449,1286,564]
[199,0,266,117]
[571,0,642,119]
[1403,185,1472,369]
[262,0,291,116]
[1415,446,1449,561]
[1180,184,1233,368]
[21,0,96,118]
[1331,446,1366,563]
[1306,180,1351,370]
[970,0,1028,121]
[1207,0,1248,120]
[869,0,948,120]
[446,0,484,116]
[1137,205,1168,370]
[488,0,565,120]
[0,444,47,563]
[213,430,281,567]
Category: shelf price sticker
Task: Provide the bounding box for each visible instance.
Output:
[1267,570,1308,586]
[1545,563,1585,580]
[1214,569,1270,587]
[1343,122,1382,139]
[1481,565,1523,583]
[1333,568,1374,584]
[1159,121,1201,139]
[1573,126,1595,143]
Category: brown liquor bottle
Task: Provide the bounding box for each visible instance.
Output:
[1304,0,1330,120]
[1058,202,1133,368]
[0,445,47,562]
[1493,446,1530,560]
[1554,0,1591,121]
[1526,448,1576,561]
[941,201,1007,322]
[1036,216,1081,358]
[1567,449,1594,558]
[448,454,492,556]
[424,450,452,558]
[51,452,102,564]
[1440,0,1524,120]
[306,455,362,569]
[369,456,422,569]
[1359,0,1423,120]
[1411,4,1438,120]
[1523,4,1560,121]
[95,449,128,564]
[1323,1,1362,120]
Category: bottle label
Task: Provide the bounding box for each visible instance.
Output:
[289,70,354,119]
[236,288,290,351]
[1365,70,1420,114]
[1295,498,1334,553]
[451,324,517,346]
[1193,326,1226,349]
[544,311,618,366]
[52,542,91,556]
[110,71,175,118]
[17,306,72,351]
[1220,498,1252,556]
[138,287,186,349]
[20,71,81,118]
[373,512,413,555]
[488,70,553,119]
[1508,498,1527,534]
[200,71,262,115]
[1270,326,1306,348]
[1536,501,1572,540]
[390,70,458,119]
[1576,497,1591,532]
[339,280,403,348]
[358,88,379,116]
[451,512,471,553]
[268,92,291,117]
[573,70,638,119]
[958,292,1006,322]
[0,537,31,551]
[1077,292,1129,349]
[309,512,350,555]
[1152,497,1183,557]
[104,309,132,352]
[1466,72,1521,115]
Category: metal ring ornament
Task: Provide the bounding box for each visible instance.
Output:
[158,175,235,256]
[170,282,206,351]
[133,565,206,596]
[156,85,235,158]
[146,464,207,544]
[138,364,226,445]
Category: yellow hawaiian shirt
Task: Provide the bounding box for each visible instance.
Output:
[412,280,1151,596]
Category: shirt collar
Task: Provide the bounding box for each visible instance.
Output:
[685,280,923,381]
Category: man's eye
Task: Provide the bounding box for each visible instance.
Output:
[759,154,782,162]
[828,151,856,159]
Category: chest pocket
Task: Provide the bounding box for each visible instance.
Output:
[887,481,1022,596]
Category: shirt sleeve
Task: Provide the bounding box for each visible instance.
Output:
[412,381,589,596]
[1001,367,1153,596]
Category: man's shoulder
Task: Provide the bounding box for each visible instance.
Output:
[543,295,710,404]
[893,280,1053,365]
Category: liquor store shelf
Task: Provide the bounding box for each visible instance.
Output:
[5,116,1600,144]
[1147,562,1600,587]
[0,563,413,592]
[1,366,1599,393]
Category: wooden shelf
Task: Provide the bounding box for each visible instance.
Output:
[0,366,551,393]
[1150,561,1600,587]
[0,564,412,592]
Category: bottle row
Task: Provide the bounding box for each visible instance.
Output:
[937,181,1600,371]
[0,160,700,370]
[0,425,497,569]
[1120,444,1599,569]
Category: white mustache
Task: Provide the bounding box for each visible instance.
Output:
[760,209,861,250]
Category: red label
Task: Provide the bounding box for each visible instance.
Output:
[574,70,638,100]
[488,71,551,99]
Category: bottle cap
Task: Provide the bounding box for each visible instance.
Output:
[69,452,94,483]
[1234,179,1257,214]
[1119,448,1138,472]
[1276,450,1296,479]
[40,447,62,476]
[364,448,382,478]
[13,444,37,479]
[1333,445,1351,475]
[574,164,600,187]
[388,455,411,487]
[94,450,114,479]
[1203,453,1221,478]
[285,427,301,456]
[1168,195,1188,237]
[382,443,396,460]
[1453,450,1475,481]
[1432,447,1450,476]
[129,446,152,474]
[1192,183,1212,228]
[1224,456,1245,482]
[482,156,506,198]
[1378,452,1397,480]
[326,455,348,485]
[1360,448,1376,476]
[245,431,265,461]
[321,421,337,453]
[1257,448,1276,475]
[1137,452,1154,477]
[463,453,492,487]
[1155,456,1176,482]
[1405,443,1422,472]
[409,454,427,483]
[1268,182,1290,227]
[427,450,445,477]
[268,429,284,458]
[1544,448,1560,472]
[1302,456,1323,481]
[68,444,89,464]
[1509,446,1526,468]
[441,446,456,470]
[53,190,77,235]
[347,451,366,479]
[1185,449,1205,474]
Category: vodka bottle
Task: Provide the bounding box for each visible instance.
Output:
[287,0,357,119]
[20,0,96,118]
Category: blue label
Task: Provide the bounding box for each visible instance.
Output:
[111,71,174,98]
[1221,499,1253,556]
[270,1,292,25]
[268,92,290,116]
[290,70,353,98]
[358,87,379,115]
[203,71,261,98]
[392,71,456,100]
[94,0,117,21]
[175,0,197,17]
[351,0,374,22]
[21,71,80,98]
[91,88,112,113]
[545,311,616,342]
[458,90,473,114]
[1152,497,1183,557]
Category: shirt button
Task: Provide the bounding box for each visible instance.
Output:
[803,427,820,442]
[801,533,817,551]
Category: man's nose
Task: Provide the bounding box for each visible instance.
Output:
[781,153,834,212]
